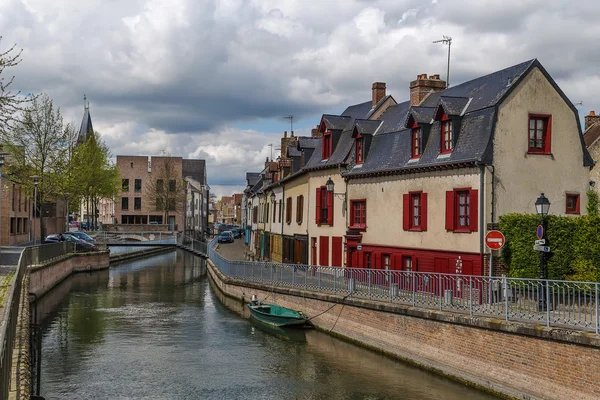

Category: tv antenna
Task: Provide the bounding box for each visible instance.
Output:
[432,35,452,88]
[574,101,583,107]
[284,115,294,132]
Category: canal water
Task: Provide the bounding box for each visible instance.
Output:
[36,249,497,400]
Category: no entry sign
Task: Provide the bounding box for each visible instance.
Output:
[485,230,505,250]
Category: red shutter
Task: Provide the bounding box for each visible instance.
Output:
[319,236,329,266]
[421,193,428,231]
[469,189,478,232]
[331,237,342,267]
[412,256,418,272]
[374,252,382,269]
[316,187,322,224]
[392,254,401,271]
[445,191,455,231]
[327,191,333,225]
[402,194,410,231]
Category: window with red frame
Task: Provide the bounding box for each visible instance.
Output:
[315,186,333,225]
[566,193,580,214]
[528,114,552,154]
[445,189,478,232]
[322,132,332,159]
[441,119,453,154]
[356,136,364,164]
[402,192,427,231]
[411,127,421,158]
[350,200,366,229]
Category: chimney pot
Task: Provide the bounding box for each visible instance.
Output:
[284,131,287,138]
[291,131,294,137]
[591,111,596,116]
[585,110,600,131]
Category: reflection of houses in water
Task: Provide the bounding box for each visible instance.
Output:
[107,250,205,290]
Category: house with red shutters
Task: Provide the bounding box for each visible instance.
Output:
[247,59,592,276]
[343,59,592,275]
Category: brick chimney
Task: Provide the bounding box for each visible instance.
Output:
[280,131,296,160]
[410,74,446,106]
[311,125,322,138]
[372,82,386,107]
[585,111,600,131]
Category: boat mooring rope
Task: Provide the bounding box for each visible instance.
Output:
[307,292,353,332]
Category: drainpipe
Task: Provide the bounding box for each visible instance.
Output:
[487,165,496,278]
[478,163,485,255]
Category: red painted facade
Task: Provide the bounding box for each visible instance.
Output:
[344,233,482,275]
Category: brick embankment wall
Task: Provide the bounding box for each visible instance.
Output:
[29,251,110,298]
[8,273,30,400]
[207,259,600,400]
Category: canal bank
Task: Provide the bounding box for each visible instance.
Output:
[206,257,600,400]
[33,249,494,400]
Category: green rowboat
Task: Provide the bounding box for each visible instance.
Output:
[247,303,309,327]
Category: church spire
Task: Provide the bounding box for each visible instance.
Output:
[76,95,94,146]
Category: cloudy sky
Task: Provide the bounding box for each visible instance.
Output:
[3,0,599,197]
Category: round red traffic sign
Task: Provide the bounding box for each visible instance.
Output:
[485,230,505,250]
[537,225,544,240]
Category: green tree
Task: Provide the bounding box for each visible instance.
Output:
[1,94,68,238]
[71,132,120,229]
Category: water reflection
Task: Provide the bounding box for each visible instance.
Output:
[37,250,496,400]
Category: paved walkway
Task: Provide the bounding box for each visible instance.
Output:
[215,238,247,261]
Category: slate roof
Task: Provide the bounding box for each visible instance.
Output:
[287,146,301,157]
[182,159,206,185]
[346,58,594,177]
[353,119,382,136]
[77,108,94,145]
[321,115,351,131]
[246,172,261,187]
[297,137,320,149]
[304,100,374,170]
[438,96,470,116]
[584,123,600,148]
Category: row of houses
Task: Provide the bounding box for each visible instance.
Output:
[242,59,593,276]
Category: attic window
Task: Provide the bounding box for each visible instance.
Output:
[322,131,332,160]
[528,114,552,155]
[411,125,421,159]
[355,134,364,164]
[440,114,453,154]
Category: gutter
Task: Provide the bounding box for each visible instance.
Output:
[478,163,485,256]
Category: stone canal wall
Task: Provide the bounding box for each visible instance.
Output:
[207,259,600,400]
[29,251,110,298]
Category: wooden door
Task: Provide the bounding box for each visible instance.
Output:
[331,237,342,267]
[319,236,329,266]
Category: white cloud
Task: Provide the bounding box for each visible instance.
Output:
[3,0,600,198]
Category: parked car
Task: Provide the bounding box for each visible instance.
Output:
[44,233,98,251]
[231,229,242,239]
[217,231,234,244]
[64,231,96,243]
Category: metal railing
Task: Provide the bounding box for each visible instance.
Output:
[95,231,177,247]
[178,234,208,255]
[208,239,600,333]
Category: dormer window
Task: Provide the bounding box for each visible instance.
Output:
[322,131,332,160]
[411,123,421,159]
[356,134,364,164]
[441,115,453,154]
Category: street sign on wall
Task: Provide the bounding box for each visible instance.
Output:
[533,245,551,252]
[485,230,505,250]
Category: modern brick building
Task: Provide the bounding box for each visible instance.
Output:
[114,155,206,231]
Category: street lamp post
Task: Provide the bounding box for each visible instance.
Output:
[31,175,40,245]
[535,193,551,311]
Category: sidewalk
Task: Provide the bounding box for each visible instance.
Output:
[215,238,247,261]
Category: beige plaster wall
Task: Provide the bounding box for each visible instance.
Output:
[493,67,590,217]
[348,168,481,253]
[281,174,309,237]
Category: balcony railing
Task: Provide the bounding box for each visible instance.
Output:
[207,238,599,333]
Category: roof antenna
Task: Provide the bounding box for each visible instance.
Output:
[574,101,583,107]
[432,35,452,88]
[284,115,294,133]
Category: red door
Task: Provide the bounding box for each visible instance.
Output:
[319,236,329,266]
[331,237,342,267]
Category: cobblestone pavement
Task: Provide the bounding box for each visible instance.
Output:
[215,237,247,261]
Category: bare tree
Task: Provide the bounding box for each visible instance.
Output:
[144,157,186,227]
[0,37,33,132]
